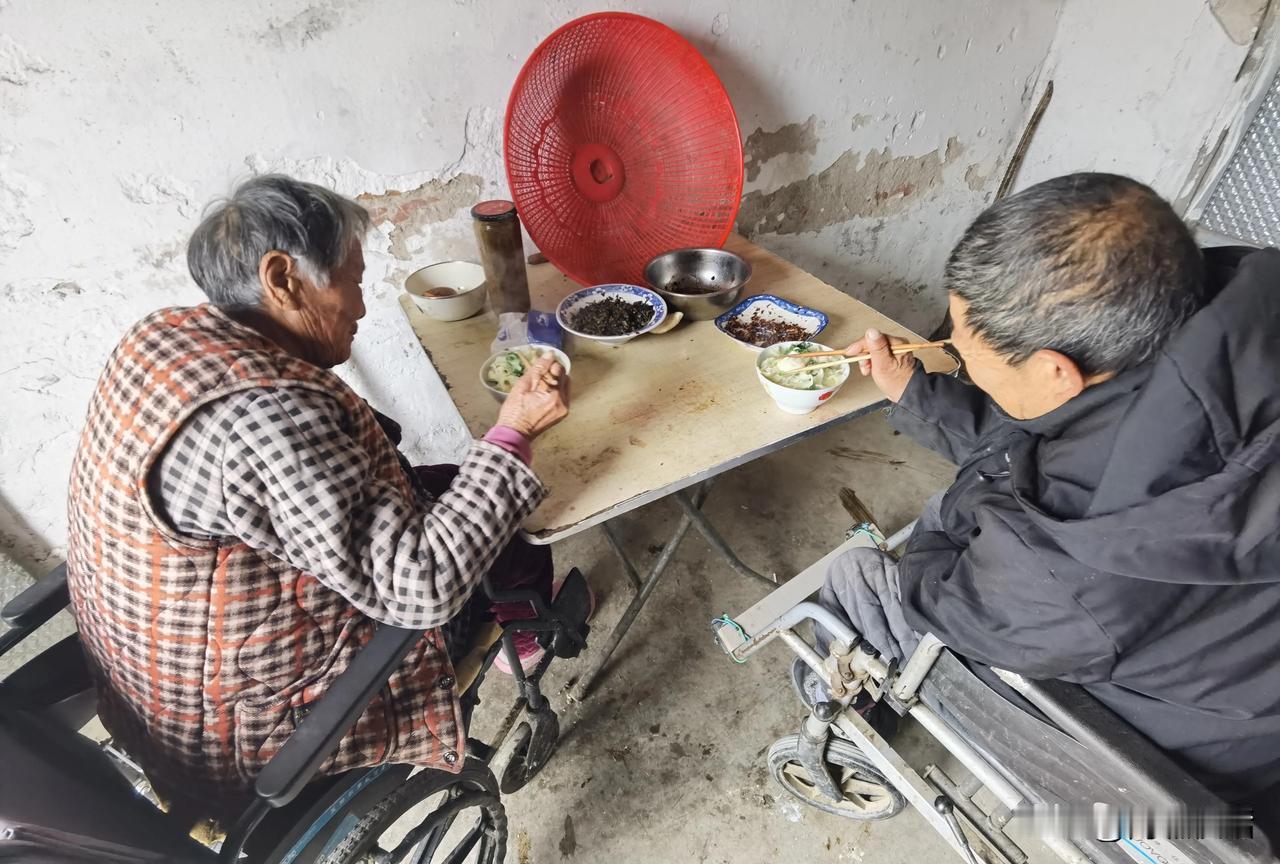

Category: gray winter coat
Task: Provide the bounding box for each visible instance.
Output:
[891,246,1280,800]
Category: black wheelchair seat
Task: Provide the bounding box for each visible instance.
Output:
[0,707,214,863]
[0,633,96,731]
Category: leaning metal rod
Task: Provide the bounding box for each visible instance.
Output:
[674,490,777,585]
[568,482,712,701]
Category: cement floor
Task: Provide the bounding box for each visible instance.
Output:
[470,408,967,864]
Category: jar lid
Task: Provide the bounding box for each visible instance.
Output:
[471,200,518,221]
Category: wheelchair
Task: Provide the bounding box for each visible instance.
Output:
[0,562,592,864]
[713,524,1276,864]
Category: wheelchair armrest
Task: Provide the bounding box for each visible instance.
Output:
[252,624,422,808]
[479,573,550,615]
[1,562,69,630]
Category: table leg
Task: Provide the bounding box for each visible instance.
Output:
[600,520,642,591]
[568,483,712,702]
[673,490,777,586]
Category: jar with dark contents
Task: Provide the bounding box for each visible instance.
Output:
[471,200,531,315]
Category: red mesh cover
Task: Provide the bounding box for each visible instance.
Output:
[504,12,743,286]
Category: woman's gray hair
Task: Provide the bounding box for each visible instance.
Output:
[186,174,371,309]
[945,173,1205,376]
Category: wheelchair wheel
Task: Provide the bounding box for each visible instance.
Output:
[767,734,905,821]
[492,704,559,794]
[319,758,506,864]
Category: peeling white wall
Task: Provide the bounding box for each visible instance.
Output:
[0,0,1263,571]
[1015,0,1258,208]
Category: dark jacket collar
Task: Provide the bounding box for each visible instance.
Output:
[1014,364,1151,439]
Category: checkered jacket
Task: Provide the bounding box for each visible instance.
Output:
[65,305,543,813]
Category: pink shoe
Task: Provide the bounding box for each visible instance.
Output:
[493,630,545,676]
[492,578,597,675]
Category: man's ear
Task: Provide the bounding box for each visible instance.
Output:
[259,251,305,311]
[1030,348,1087,402]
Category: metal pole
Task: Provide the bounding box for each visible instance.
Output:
[568,483,712,701]
[600,521,642,591]
[674,490,777,586]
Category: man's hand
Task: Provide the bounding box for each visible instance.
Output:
[496,355,570,439]
[845,328,918,403]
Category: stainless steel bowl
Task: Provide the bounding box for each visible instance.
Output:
[644,247,752,321]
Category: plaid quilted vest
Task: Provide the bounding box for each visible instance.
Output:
[65,305,464,813]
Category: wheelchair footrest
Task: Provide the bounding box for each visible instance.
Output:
[544,568,591,659]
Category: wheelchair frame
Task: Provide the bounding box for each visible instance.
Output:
[0,562,592,864]
[713,524,1273,864]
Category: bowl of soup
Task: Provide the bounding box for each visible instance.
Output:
[405,261,486,321]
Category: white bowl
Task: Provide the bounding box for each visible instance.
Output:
[480,344,572,402]
[405,261,486,321]
[555,284,667,346]
[755,341,850,415]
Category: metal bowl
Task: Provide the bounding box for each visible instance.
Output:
[644,247,752,321]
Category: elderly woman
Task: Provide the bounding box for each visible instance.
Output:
[64,174,569,813]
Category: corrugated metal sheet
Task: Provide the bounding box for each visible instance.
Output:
[1201,68,1280,246]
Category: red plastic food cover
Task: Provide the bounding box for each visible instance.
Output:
[504,12,744,286]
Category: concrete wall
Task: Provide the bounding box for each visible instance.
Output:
[0,0,1263,571]
[1015,0,1262,209]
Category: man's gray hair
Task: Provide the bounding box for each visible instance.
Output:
[945,173,1205,376]
[187,174,371,309]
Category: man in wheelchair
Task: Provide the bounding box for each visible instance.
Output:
[0,174,591,862]
[818,172,1280,843]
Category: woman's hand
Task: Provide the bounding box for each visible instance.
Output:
[496,355,570,439]
[845,328,918,403]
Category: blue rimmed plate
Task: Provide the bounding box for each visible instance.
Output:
[556,283,668,346]
[715,294,829,350]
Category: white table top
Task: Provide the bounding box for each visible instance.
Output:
[399,235,955,543]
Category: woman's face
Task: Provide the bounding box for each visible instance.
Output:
[298,242,366,367]
[267,240,366,368]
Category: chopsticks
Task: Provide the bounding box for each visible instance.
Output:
[787,340,949,360]
[792,340,951,373]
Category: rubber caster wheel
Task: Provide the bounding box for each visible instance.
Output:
[767,734,906,820]
[493,705,559,794]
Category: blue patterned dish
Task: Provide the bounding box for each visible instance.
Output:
[556,284,668,346]
[715,294,829,350]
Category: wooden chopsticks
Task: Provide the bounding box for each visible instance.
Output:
[788,340,950,360]
[792,340,952,373]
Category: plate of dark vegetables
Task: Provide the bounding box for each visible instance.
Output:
[714,294,828,350]
[556,284,668,346]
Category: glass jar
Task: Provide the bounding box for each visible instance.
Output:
[471,200,531,315]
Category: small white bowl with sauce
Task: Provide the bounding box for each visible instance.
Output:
[405,261,487,321]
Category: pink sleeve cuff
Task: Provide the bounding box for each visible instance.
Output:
[483,425,533,465]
